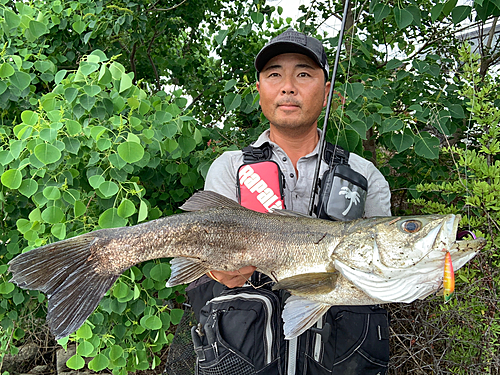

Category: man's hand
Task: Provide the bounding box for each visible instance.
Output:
[207,266,257,288]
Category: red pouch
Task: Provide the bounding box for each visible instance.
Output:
[237,161,285,213]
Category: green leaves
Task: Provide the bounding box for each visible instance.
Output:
[77,341,94,356]
[150,263,171,282]
[452,6,471,24]
[117,199,136,218]
[79,62,99,76]
[80,95,96,111]
[88,354,109,371]
[72,20,87,35]
[66,355,85,370]
[0,63,15,78]
[414,132,439,159]
[117,141,144,163]
[99,181,119,198]
[9,71,31,91]
[65,88,78,103]
[99,208,127,229]
[178,136,197,154]
[1,169,22,189]
[381,118,403,134]
[34,144,61,164]
[19,179,38,197]
[76,324,93,339]
[250,12,264,24]
[0,282,15,295]
[83,85,102,97]
[4,9,21,29]
[391,132,414,152]
[119,72,134,93]
[28,20,48,39]
[449,104,465,119]
[223,93,242,112]
[21,110,38,125]
[346,82,364,100]
[475,0,500,22]
[394,8,413,29]
[140,315,162,330]
[41,206,64,224]
[373,3,390,23]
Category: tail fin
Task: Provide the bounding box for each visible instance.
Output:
[8,233,119,339]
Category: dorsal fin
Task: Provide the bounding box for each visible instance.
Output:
[180,190,243,212]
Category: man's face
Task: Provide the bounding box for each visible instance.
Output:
[256,53,330,133]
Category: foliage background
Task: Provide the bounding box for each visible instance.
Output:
[0,0,499,373]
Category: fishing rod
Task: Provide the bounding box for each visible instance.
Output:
[307,0,351,216]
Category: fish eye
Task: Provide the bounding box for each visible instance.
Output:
[401,220,422,233]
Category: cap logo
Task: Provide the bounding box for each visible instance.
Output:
[278,31,307,46]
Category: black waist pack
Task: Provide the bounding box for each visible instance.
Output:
[192,285,285,375]
[316,143,368,221]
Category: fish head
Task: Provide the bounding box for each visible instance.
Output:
[333,214,486,303]
[371,214,486,273]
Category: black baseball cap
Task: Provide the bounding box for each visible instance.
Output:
[254,28,330,80]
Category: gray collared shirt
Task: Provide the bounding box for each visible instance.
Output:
[204,129,391,217]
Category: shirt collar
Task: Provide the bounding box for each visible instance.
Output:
[252,129,322,158]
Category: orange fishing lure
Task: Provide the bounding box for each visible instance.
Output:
[443,251,455,302]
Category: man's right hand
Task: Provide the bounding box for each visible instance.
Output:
[207,266,257,288]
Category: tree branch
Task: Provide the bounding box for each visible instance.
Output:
[355,0,369,26]
[149,0,188,12]
[480,17,499,76]
[486,16,498,50]
[130,42,138,84]
[407,20,484,61]
[147,27,161,92]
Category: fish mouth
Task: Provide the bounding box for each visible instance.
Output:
[412,214,484,266]
[449,214,487,253]
[453,237,486,252]
[446,215,486,272]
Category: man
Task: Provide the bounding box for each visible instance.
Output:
[187,28,391,374]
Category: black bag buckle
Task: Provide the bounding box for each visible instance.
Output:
[242,142,273,162]
[309,322,332,342]
[324,143,349,166]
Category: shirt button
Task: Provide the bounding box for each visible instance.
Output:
[290,173,294,178]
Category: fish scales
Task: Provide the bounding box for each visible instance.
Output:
[7,191,485,340]
[91,207,338,277]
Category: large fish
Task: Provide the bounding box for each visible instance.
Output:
[8,191,485,339]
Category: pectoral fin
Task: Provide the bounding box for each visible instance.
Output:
[272,272,339,295]
[282,296,331,339]
[166,257,210,287]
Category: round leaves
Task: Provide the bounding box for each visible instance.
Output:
[34,143,61,164]
[1,169,22,189]
[117,141,144,163]
[98,208,127,229]
[140,315,162,330]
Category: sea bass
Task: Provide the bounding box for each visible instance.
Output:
[8,191,485,339]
